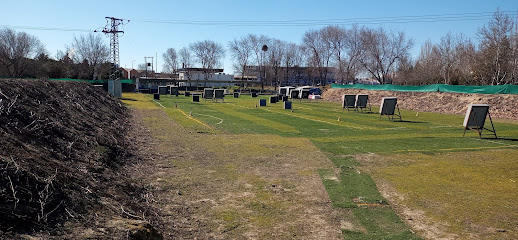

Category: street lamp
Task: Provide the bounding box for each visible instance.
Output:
[131,60,136,69]
[261,45,268,90]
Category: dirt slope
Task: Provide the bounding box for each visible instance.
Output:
[323,88,518,120]
[0,79,160,239]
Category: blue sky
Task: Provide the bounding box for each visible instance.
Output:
[1,0,517,74]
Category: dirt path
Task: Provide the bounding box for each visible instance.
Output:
[133,108,345,239]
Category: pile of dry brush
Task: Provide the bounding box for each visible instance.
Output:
[0,79,160,238]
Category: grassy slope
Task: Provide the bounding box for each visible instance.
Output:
[123,93,518,239]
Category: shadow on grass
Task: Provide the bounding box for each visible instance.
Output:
[387,120,428,124]
[495,137,518,142]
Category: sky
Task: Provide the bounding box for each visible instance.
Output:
[1,0,517,75]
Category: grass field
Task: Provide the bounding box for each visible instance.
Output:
[122,92,518,239]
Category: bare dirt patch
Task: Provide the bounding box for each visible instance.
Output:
[323,89,518,120]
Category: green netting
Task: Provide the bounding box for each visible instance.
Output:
[331,83,518,94]
[49,78,85,82]
[438,84,509,94]
[509,85,518,94]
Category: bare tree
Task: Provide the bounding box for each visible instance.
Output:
[455,38,476,85]
[247,34,271,89]
[136,63,147,71]
[228,36,252,80]
[0,28,44,77]
[303,28,335,85]
[178,47,193,83]
[190,40,225,87]
[282,42,299,86]
[359,27,413,84]
[417,39,443,84]
[267,39,285,89]
[301,45,319,85]
[343,25,363,83]
[437,33,477,85]
[70,33,109,80]
[475,9,514,85]
[437,32,459,84]
[323,26,346,83]
[510,16,518,84]
[162,48,178,74]
[291,44,307,85]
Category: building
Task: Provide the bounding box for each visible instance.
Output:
[177,68,236,88]
[120,68,140,80]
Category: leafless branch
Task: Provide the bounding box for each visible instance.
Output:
[8,176,19,210]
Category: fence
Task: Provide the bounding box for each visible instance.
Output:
[331,83,518,94]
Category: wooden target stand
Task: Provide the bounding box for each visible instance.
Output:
[463,104,497,139]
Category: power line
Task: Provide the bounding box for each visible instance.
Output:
[0,25,93,32]
[2,10,517,32]
[131,11,518,27]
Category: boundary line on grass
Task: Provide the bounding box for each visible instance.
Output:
[153,100,166,109]
[153,99,213,129]
[195,113,224,124]
[176,109,213,130]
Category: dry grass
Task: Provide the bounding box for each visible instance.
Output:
[357,150,518,239]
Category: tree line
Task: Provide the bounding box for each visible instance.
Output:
[398,10,518,85]
[1,10,517,86]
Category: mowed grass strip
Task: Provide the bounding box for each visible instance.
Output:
[207,103,300,133]
[359,149,518,239]
[318,155,422,239]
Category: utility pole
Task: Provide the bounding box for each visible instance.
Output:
[97,17,129,97]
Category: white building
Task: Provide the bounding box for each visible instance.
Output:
[178,68,235,87]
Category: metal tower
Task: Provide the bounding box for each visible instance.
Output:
[99,17,128,97]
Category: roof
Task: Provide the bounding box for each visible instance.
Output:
[177,68,224,73]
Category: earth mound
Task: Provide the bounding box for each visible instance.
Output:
[323,88,518,120]
[0,79,160,238]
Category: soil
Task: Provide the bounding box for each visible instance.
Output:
[322,88,518,120]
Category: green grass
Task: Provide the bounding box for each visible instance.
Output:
[122,92,518,239]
